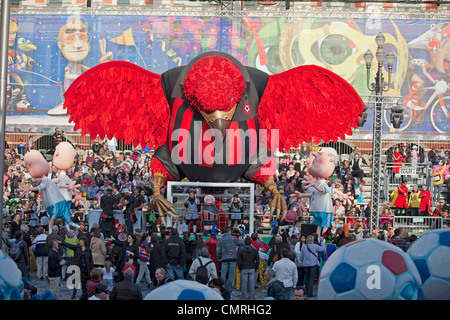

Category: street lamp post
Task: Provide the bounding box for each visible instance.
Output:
[364,33,396,234]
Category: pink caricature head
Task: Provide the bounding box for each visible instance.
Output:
[307,147,338,179]
[53,141,76,171]
[23,150,51,178]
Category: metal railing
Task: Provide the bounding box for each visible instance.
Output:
[383,162,434,202]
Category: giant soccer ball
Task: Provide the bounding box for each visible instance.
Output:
[407,229,450,300]
[144,280,224,300]
[0,250,23,300]
[318,239,421,300]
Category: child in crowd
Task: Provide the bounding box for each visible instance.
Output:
[102,260,115,292]
[122,257,136,282]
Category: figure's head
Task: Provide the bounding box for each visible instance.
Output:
[53,142,76,171]
[9,19,18,48]
[57,18,91,63]
[183,55,246,138]
[23,150,50,178]
[307,147,338,179]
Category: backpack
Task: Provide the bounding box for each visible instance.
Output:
[195,258,213,285]
[10,240,24,261]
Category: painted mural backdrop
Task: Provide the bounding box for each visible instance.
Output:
[5,14,450,137]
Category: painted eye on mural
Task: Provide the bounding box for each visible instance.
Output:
[18,38,26,46]
[26,40,32,46]
[312,34,356,66]
[255,47,287,75]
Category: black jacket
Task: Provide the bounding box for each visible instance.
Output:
[149,241,164,273]
[237,245,259,270]
[60,241,94,274]
[48,249,62,278]
[162,235,186,267]
[267,278,285,300]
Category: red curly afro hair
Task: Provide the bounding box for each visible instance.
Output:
[182,55,246,114]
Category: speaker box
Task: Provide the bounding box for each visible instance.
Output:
[300,223,316,237]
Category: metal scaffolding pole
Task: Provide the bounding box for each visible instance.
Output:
[0,0,11,251]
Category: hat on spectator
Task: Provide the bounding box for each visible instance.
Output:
[95,284,108,294]
[122,188,131,194]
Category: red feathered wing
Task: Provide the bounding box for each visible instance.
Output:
[257,65,365,151]
[64,61,170,149]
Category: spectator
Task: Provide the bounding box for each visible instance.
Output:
[32,227,48,280]
[393,179,409,216]
[86,268,103,299]
[393,147,405,179]
[350,153,365,186]
[135,232,152,287]
[236,236,259,300]
[149,232,164,285]
[12,230,30,281]
[268,235,289,266]
[52,127,64,150]
[102,260,115,292]
[293,286,307,301]
[122,256,136,281]
[294,234,306,287]
[162,228,186,280]
[90,229,107,268]
[419,185,433,216]
[216,225,243,293]
[432,164,447,204]
[154,267,173,288]
[110,268,142,300]
[47,239,65,299]
[272,247,298,300]
[298,234,325,298]
[110,233,138,282]
[408,185,421,217]
[88,283,109,301]
[205,231,219,275]
[264,268,285,300]
[59,235,94,300]
[229,194,244,229]
[189,247,217,284]
[208,278,231,300]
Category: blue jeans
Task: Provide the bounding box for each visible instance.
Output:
[284,286,293,300]
[240,269,256,300]
[221,261,236,293]
[166,264,184,281]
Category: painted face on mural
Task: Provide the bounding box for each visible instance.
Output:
[434,39,450,74]
[9,30,17,47]
[58,19,91,63]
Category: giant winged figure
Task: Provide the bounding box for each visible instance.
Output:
[64,52,365,226]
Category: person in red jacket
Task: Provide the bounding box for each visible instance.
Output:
[394,179,409,216]
[205,231,219,275]
[393,147,405,179]
[419,185,433,215]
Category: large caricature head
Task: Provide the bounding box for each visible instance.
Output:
[58,18,91,63]
[53,142,76,171]
[23,150,51,179]
[307,147,338,179]
[9,18,19,48]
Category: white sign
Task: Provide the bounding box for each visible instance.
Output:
[400,167,417,175]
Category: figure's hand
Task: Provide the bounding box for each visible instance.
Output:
[18,187,31,198]
[269,190,287,222]
[72,193,84,207]
[99,38,113,64]
[8,56,13,65]
[301,174,316,190]
[154,193,178,218]
[435,80,449,95]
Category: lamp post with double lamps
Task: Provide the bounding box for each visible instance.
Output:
[363,33,398,234]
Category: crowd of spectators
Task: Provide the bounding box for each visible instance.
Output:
[1,134,450,300]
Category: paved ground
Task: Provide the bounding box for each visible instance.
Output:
[26,269,318,300]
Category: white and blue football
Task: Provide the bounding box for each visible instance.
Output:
[318,239,421,300]
[144,280,224,300]
[407,229,450,300]
[0,250,23,300]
